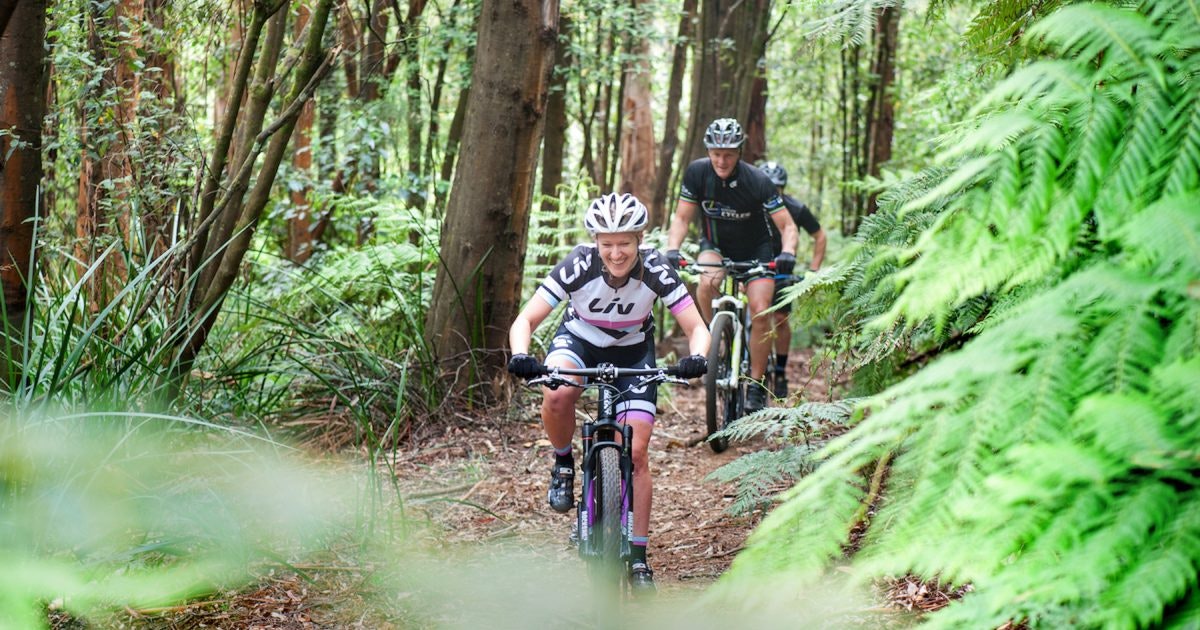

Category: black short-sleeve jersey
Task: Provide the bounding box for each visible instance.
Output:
[536,245,694,348]
[769,194,821,254]
[679,159,785,261]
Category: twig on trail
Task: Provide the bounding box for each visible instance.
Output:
[460,479,487,502]
[710,545,745,559]
[287,563,369,572]
[125,600,227,616]
[406,482,476,500]
[686,434,708,448]
[485,523,518,539]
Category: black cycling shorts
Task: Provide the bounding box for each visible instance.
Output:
[545,323,658,424]
[698,237,774,267]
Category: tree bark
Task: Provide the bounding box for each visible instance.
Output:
[75,0,142,304]
[0,0,47,384]
[618,15,657,205]
[744,74,768,164]
[174,0,337,381]
[425,0,559,382]
[682,0,771,163]
[287,3,316,264]
[864,4,900,217]
[537,16,570,266]
[650,0,694,229]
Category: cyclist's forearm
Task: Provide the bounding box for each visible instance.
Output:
[667,201,695,250]
[811,228,827,270]
[509,318,533,355]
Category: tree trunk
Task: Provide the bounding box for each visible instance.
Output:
[618,23,656,204]
[743,74,768,164]
[287,3,316,264]
[865,4,900,217]
[537,17,570,267]
[174,0,337,382]
[0,0,47,384]
[425,0,559,384]
[682,0,770,163]
[650,0,694,229]
[76,0,142,304]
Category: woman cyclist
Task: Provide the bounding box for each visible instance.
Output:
[507,192,710,595]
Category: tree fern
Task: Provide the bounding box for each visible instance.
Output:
[722,1,1200,627]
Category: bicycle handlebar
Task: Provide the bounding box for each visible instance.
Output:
[523,363,690,390]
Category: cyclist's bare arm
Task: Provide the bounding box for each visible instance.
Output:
[667,199,698,251]
[811,228,827,271]
[674,302,711,357]
[770,206,799,256]
[509,294,555,355]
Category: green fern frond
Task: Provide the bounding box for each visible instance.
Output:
[713,399,861,444]
[707,446,819,516]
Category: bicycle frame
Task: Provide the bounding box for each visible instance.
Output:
[525,363,687,588]
[682,258,774,451]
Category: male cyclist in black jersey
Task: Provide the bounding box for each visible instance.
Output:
[758,160,827,400]
[507,193,710,595]
[664,118,799,414]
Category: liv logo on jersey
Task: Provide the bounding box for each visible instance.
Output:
[588,297,636,316]
[557,252,593,285]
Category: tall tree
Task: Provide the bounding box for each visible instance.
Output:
[425,0,560,378]
[617,2,657,205]
[863,4,900,219]
[287,2,316,264]
[174,0,338,384]
[537,16,571,266]
[681,0,771,163]
[650,0,695,228]
[75,0,143,303]
[0,0,47,384]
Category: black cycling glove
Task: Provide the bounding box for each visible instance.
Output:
[666,249,683,270]
[773,252,796,276]
[507,353,542,378]
[676,354,709,379]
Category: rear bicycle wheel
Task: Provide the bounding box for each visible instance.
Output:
[705,315,738,453]
[589,447,624,594]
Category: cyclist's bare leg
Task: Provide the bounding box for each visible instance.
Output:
[627,415,654,539]
[773,311,792,356]
[541,355,584,451]
[695,249,724,324]
[745,278,776,380]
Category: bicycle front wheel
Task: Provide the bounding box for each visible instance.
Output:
[590,447,624,591]
[705,314,738,453]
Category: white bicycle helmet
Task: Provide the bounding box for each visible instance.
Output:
[703,118,746,149]
[759,161,788,187]
[584,193,649,236]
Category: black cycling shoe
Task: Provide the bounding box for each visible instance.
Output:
[745,381,768,415]
[629,562,657,597]
[547,464,575,513]
[772,372,788,399]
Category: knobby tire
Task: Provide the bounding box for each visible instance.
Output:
[590,447,624,600]
[705,315,737,453]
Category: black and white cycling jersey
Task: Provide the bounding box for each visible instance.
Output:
[679,159,786,261]
[536,245,694,348]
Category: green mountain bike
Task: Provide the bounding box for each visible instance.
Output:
[682,258,778,453]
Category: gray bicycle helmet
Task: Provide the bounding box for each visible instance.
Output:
[703,118,746,149]
[759,161,788,187]
[584,193,649,236]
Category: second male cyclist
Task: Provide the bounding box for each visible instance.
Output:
[665,118,799,414]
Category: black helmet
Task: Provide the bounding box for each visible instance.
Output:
[759,161,787,187]
[703,118,745,149]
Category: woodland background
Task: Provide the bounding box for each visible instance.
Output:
[0,0,1197,627]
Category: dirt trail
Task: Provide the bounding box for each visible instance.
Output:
[392,348,830,593]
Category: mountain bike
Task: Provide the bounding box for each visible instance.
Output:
[523,363,688,598]
[681,258,778,453]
